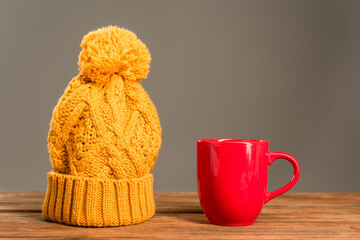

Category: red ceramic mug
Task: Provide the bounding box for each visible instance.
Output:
[197,139,300,226]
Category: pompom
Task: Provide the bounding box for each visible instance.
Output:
[78,26,151,85]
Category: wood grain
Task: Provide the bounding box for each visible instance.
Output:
[0,192,359,239]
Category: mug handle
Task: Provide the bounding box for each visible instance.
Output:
[265,152,300,203]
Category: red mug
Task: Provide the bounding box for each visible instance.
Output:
[197,139,300,226]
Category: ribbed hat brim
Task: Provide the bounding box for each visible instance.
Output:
[42,172,155,227]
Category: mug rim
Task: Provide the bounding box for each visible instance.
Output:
[197,138,269,144]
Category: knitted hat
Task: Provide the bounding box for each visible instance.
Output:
[42,26,161,227]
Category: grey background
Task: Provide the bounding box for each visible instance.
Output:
[0,0,359,192]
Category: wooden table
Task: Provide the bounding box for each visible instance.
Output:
[0,192,359,239]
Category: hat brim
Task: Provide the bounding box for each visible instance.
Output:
[42,171,155,227]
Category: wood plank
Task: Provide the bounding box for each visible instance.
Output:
[0,192,44,212]
[0,192,359,239]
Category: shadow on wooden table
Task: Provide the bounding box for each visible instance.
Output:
[167,211,210,225]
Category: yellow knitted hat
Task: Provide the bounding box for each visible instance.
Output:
[42,26,161,227]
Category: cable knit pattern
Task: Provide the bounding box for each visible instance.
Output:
[43,26,161,227]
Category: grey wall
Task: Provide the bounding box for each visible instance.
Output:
[0,0,359,192]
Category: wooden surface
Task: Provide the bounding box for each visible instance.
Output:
[0,192,359,239]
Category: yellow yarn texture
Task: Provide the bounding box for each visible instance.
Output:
[42,26,161,227]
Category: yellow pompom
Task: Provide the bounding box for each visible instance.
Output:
[78,26,151,85]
